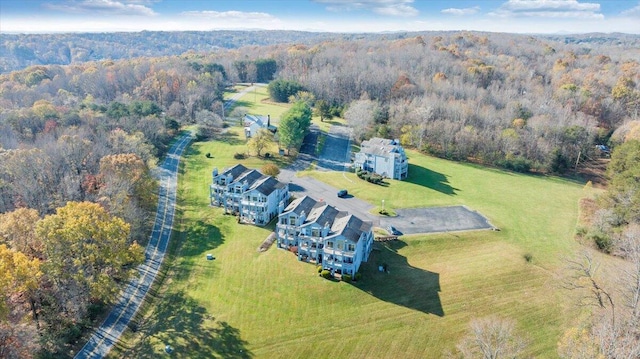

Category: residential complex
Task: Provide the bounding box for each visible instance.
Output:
[276,196,374,277]
[354,137,408,180]
[210,164,289,226]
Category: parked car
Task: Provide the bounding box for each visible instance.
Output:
[337,189,348,198]
[386,225,402,236]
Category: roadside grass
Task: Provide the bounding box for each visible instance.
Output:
[112,88,602,357]
[112,132,604,358]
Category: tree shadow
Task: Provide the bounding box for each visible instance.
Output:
[354,241,444,316]
[171,219,225,282]
[215,131,246,146]
[406,164,457,195]
[122,290,252,358]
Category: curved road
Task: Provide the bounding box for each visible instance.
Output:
[75,84,258,358]
[75,132,192,358]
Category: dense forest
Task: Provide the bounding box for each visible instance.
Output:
[0,30,639,357]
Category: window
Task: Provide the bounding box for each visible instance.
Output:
[311,228,319,237]
[327,241,334,249]
[337,241,344,250]
[289,216,296,225]
[347,243,355,252]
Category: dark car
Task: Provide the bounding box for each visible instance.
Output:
[337,189,348,198]
[386,225,402,236]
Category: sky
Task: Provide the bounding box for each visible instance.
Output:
[1,0,639,34]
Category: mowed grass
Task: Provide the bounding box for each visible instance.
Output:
[307,150,590,266]
[113,87,596,357]
[112,126,597,358]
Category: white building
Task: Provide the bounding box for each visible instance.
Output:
[210,164,289,226]
[276,196,374,277]
[244,114,276,138]
[354,137,408,180]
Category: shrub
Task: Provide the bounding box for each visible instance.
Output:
[354,272,362,281]
[320,269,331,279]
[316,265,323,273]
[342,274,352,283]
[523,253,533,262]
[233,152,246,159]
[590,231,612,253]
[205,152,212,158]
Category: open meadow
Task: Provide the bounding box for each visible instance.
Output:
[112,126,600,358]
[109,86,609,358]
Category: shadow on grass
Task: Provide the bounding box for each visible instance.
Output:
[216,131,246,146]
[406,163,457,196]
[171,219,225,282]
[355,241,444,316]
[123,290,252,359]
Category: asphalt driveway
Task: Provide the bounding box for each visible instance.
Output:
[280,124,494,236]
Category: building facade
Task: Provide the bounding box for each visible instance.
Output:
[354,137,408,180]
[210,164,289,226]
[276,196,374,277]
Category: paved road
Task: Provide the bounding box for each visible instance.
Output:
[75,84,258,359]
[75,132,192,359]
[316,125,352,171]
[281,124,494,235]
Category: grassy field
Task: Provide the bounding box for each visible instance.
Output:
[113,127,599,358]
[111,87,606,358]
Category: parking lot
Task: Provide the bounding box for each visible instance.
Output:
[280,124,494,236]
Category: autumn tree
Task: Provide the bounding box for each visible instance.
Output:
[344,96,380,142]
[277,101,312,154]
[36,202,144,321]
[261,163,280,178]
[454,316,528,359]
[248,129,275,157]
[0,244,42,320]
[97,153,157,242]
[0,208,42,259]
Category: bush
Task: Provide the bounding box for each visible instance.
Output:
[233,152,246,159]
[317,265,323,273]
[320,269,331,279]
[354,272,362,281]
[590,231,612,253]
[205,152,212,158]
[342,274,352,282]
[523,253,533,262]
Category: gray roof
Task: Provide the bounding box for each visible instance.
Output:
[359,137,404,158]
[283,196,319,216]
[282,195,371,243]
[250,176,287,196]
[330,213,372,242]
[220,164,250,180]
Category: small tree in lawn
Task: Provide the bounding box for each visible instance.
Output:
[248,129,275,157]
[315,100,334,122]
[261,163,280,178]
[278,101,312,154]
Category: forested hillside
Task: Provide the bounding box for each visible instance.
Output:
[0,30,391,74]
[0,30,639,357]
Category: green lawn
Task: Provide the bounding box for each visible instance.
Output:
[112,131,600,358]
[110,86,603,358]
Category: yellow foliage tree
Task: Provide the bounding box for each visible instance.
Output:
[37,202,143,307]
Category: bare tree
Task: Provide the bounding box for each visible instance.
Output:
[455,316,528,359]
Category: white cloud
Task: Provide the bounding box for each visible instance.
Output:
[621,3,640,17]
[313,0,419,17]
[181,10,277,21]
[44,0,157,16]
[490,0,604,19]
[441,6,480,16]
